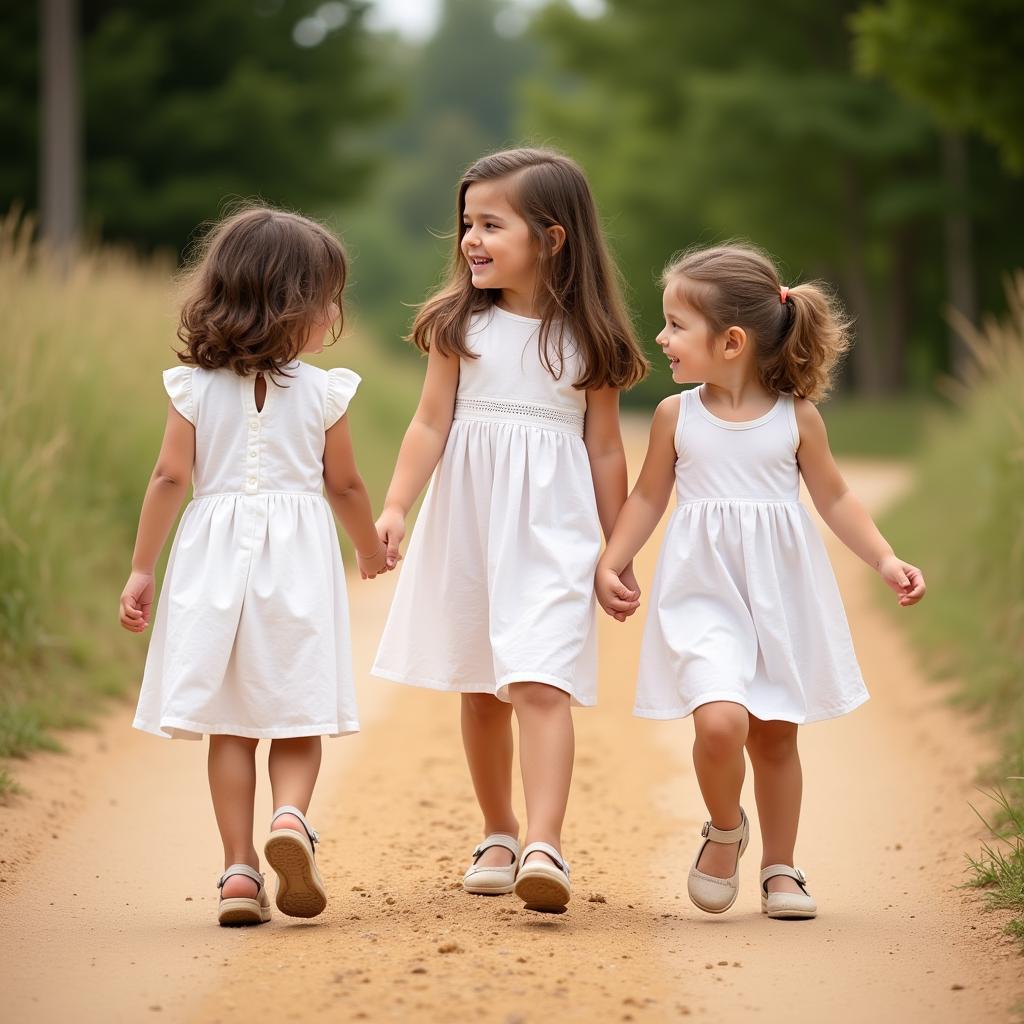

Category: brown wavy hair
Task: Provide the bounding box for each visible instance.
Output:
[663,243,852,403]
[176,204,347,377]
[411,147,648,391]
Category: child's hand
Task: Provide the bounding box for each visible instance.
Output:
[595,564,641,622]
[375,506,406,570]
[119,571,154,632]
[878,554,926,606]
[357,543,389,580]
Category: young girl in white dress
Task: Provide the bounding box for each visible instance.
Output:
[596,243,926,920]
[371,148,648,912]
[120,207,389,926]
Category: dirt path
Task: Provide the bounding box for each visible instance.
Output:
[2,425,1021,1023]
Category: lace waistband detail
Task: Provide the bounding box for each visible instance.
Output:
[454,396,585,436]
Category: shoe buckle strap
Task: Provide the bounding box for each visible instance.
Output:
[217,863,265,890]
[760,863,809,894]
[701,818,746,844]
[270,804,319,846]
[471,834,520,863]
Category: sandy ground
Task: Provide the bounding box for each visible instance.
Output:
[2,426,1022,1024]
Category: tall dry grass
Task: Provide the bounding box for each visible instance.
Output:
[881,272,1024,938]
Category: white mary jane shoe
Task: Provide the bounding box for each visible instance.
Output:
[760,864,817,919]
[687,807,750,914]
[462,833,520,895]
[513,841,571,912]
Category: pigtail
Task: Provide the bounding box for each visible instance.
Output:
[762,282,851,403]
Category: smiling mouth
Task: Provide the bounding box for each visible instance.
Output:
[668,356,680,367]
[468,257,492,268]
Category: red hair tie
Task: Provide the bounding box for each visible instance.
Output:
[779,285,790,304]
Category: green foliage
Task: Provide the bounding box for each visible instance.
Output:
[4,0,393,253]
[853,0,1024,173]
[881,274,1024,938]
[523,0,1024,402]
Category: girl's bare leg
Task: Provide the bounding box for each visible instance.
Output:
[461,693,519,867]
[208,734,260,897]
[508,682,573,866]
[746,716,804,895]
[268,736,322,836]
[692,701,749,877]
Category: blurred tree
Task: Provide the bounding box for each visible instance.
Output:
[852,0,1024,376]
[522,0,1024,401]
[2,0,392,253]
[338,0,540,345]
[853,0,1024,173]
[525,0,952,399]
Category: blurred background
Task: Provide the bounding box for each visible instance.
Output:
[1,2,1022,919]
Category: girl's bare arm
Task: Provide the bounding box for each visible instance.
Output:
[119,402,195,631]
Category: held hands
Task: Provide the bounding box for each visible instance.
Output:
[119,571,154,632]
[357,542,390,580]
[596,561,642,622]
[878,554,926,606]
[375,505,406,572]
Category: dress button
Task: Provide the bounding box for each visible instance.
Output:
[247,477,256,486]
[249,419,259,430]
[249,449,257,458]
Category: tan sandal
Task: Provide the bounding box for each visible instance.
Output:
[216,863,271,927]
[463,833,520,895]
[687,807,750,914]
[513,841,571,912]
[760,864,817,919]
[263,805,327,918]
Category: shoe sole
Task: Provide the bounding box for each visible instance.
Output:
[264,832,327,918]
[218,897,271,927]
[463,881,515,895]
[514,871,570,912]
[761,900,817,920]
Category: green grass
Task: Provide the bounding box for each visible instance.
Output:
[820,394,939,459]
[881,275,1024,941]
[0,217,420,796]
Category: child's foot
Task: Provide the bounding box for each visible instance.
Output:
[472,819,520,868]
[513,841,571,912]
[463,833,520,895]
[217,864,271,926]
[687,808,750,914]
[263,804,327,918]
[760,865,817,919]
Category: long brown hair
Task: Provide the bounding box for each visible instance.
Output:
[411,148,648,391]
[663,243,851,403]
[176,204,347,377]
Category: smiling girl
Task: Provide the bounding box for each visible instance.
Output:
[371,148,648,912]
[596,243,925,920]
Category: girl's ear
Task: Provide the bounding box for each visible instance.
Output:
[721,325,747,361]
[546,224,566,256]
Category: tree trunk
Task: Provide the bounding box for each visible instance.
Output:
[942,132,976,379]
[40,0,80,269]
[841,165,884,396]
[883,223,915,392]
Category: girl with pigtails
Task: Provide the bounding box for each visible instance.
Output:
[596,243,925,921]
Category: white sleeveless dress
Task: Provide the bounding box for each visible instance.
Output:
[634,386,868,724]
[133,360,362,740]
[372,305,602,705]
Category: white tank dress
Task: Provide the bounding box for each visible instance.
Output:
[133,360,362,740]
[372,305,602,705]
[634,386,869,724]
